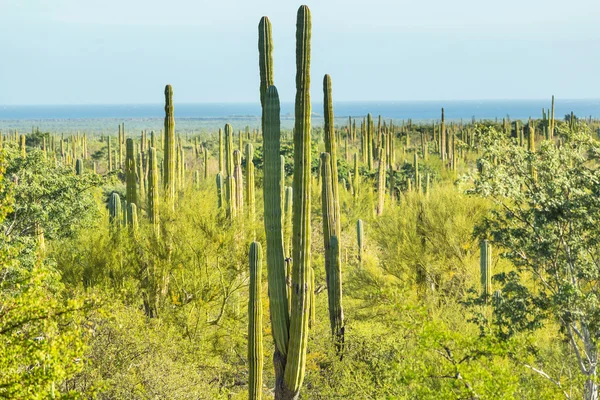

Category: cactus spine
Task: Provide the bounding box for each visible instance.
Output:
[163,85,176,209]
[125,138,138,207]
[480,240,492,298]
[248,241,264,400]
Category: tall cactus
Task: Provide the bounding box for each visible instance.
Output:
[440,108,446,161]
[321,152,344,348]
[262,85,289,366]
[283,186,293,260]
[148,147,160,235]
[480,240,492,299]
[248,241,264,400]
[20,135,26,157]
[284,5,312,396]
[323,74,341,239]
[367,114,373,170]
[163,85,176,209]
[125,138,138,207]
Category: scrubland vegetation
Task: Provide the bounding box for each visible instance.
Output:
[3,4,600,400]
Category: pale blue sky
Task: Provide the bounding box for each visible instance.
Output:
[0,0,598,105]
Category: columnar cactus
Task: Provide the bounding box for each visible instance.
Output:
[357,219,364,262]
[233,149,244,213]
[75,158,84,175]
[246,143,255,223]
[148,147,160,235]
[353,153,359,198]
[225,124,236,219]
[163,85,176,209]
[125,138,138,207]
[414,153,419,192]
[128,202,138,235]
[328,235,344,349]
[109,192,122,228]
[321,152,344,348]
[550,95,555,139]
[138,151,146,201]
[218,128,224,173]
[480,240,492,298]
[216,172,225,209]
[323,74,341,239]
[20,135,26,157]
[284,186,293,260]
[376,146,386,216]
[248,241,264,400]
[204,146,208,179]
[440,108,446,161]
[284,6,312,395]
[107,137,113,171]
[259,16,274,112]
[262,84,290,371]
[367,113,373,170]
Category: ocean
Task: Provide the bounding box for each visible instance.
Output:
[0,100,598,134]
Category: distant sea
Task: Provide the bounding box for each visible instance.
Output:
[0,100,598,134]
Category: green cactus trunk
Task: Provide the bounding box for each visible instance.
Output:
[125,138,138,207]
[246,143,256,224]
[218,128,224,173]
[440,108,446,161]
[259,16,274,113]
[233,149,244,213]
[216,172,225,209]
[376,146,386,216]
[163,85,176,209]
[480,240,492,299]
[248,241,264,400]
[367,114,373,170]
[107,137,112,171]
[283,6,312,397]
[204,146,209,179]
[357,219,364,263]
[320,152,345,350]
[148,147,160,236]
[109,192,122,229]
[128,202,138,235]
[323,74,341,240]
[75,159,84,175]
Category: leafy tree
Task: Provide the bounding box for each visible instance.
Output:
[474,126,600,399]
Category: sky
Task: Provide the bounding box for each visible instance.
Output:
[0,0,599,105]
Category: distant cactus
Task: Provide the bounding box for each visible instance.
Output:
[357,219,364,262]
[414,153,419,192]
[367,114,373,170]
[246,143,255,223]
[218,128,224,173]
[376,147,386,216]
[480,240,492,299]
[125,138,138,207]
[216,172,225,209]
[148,147,160,235]
[107,137,113,171]
[75,159,84,175]
[353,153,359,198]
[248,241,264,400]
[233,149,244,213]
[440,108,446,161]
[109,192,122,228]
[20,135,26,157]
[204,146,209,179]
[163,85,176,209]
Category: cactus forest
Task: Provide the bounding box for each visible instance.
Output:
[3,4,600,400]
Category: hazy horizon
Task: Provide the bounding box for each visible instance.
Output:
[1,0,599,105]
